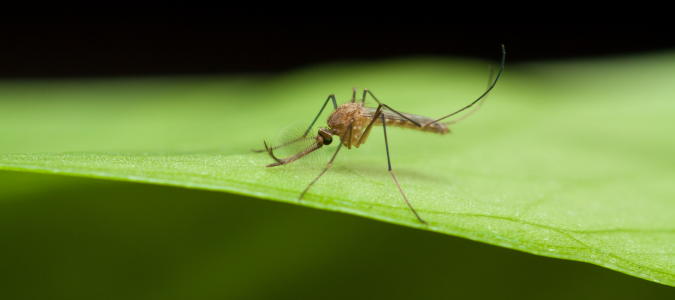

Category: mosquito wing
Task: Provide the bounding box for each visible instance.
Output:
[362,107,449,134]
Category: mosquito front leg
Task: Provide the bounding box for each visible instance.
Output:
[299,120,354,201]
[254,93,337,153]
[380,113,427,225]
[304,94,338,137]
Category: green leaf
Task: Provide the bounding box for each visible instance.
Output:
[2,55,675,286]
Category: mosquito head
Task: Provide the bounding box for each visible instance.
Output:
[318,128,333,145]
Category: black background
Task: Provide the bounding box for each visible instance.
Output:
[1,18,673,78]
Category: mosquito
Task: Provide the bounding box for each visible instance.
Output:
[254,45,506,225]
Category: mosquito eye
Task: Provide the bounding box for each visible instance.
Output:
[319,130,333,145]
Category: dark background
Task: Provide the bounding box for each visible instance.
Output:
[1,19,673,78]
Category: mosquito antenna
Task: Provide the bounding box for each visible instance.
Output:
[444,64,494,125]
[423,44,505,126]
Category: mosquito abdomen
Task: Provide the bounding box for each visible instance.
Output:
[365,109,449,135]
[379,117,449,134]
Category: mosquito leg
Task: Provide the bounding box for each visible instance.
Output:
[364,89,382,105]
[351,87,357,103]
[299,120,354,200]
[366,87,480,128]
[380,113,427,225]
[444,65,495,125]
[264,141,283,163]
[255,91,338,154]
[361,45,505,129]
[304,94,338,137]
[357,104,384,145]
[347,121,354,149]
[365,90,423,127]
[361,89,367,105]
[422,45,505,126]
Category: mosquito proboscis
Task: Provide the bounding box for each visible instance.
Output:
[254,45,506,225]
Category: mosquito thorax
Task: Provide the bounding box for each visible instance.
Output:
[327,103,364,135]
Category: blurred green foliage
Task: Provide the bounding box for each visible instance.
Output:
[1,54,675,297]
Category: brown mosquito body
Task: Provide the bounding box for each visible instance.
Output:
[255,45,506,225]
[327,103,450,150]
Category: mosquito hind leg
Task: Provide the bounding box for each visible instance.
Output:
[361,45,506,129]
[380,113,427,225]
[422,45,505,126]
[444,64,494,125]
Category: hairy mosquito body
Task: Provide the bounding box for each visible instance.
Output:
[254,45,506,225]
[328,103,449,149]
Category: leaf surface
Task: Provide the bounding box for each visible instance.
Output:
[1,55,675,285]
